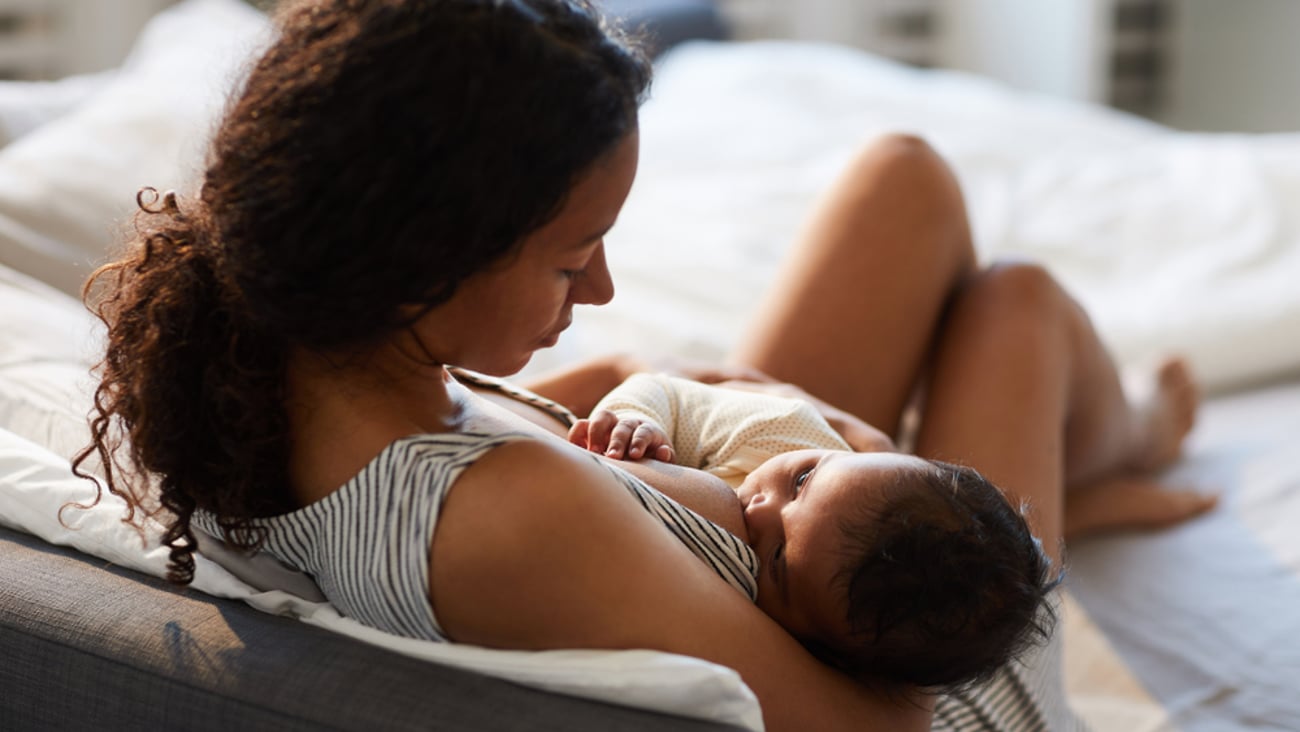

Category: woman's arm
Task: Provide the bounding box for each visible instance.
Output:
[521,353,779,419]
[429,440,932,732]
[520,353,633,418]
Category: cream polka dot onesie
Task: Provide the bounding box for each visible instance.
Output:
[591,373,851,489]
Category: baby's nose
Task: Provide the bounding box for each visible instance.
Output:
[743,493,775,534]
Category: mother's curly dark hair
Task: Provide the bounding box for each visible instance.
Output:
[71,0,651,584]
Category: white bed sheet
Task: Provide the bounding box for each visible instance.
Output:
[1068,380,1300,731]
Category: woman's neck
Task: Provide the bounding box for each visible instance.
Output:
[283,344,462,505]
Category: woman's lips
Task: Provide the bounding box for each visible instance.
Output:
[539,316,572,347]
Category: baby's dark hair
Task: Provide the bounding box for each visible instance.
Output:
[806,460,1061,692]
[72,0,651,585]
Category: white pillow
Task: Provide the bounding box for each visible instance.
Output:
[0,0,270,296]
[0,263,99,462]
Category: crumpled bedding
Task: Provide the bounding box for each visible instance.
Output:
[526,42,1300,394]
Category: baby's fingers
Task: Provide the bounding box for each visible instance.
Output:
[604,419,638,459]
[584,410,619,455]
[567,420,591,449]
[626,423,654,459]
[627,424,669,461]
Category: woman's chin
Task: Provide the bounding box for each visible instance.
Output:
[468,334,558,376]
[463,351,536,378]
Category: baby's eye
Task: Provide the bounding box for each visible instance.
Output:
[559,268,582,280]
[793,469,811,495]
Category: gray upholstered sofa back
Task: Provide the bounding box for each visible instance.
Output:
[0,527,744,731]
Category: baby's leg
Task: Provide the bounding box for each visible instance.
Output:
[730,134,977,438]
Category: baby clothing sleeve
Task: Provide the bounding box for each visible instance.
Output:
[592,373,851,488]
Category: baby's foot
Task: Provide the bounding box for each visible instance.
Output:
[1126,358,1198,473]
[1064,476,1218,540]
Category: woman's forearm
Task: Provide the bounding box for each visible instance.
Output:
[524,353,785,419]
[520,353,638,418]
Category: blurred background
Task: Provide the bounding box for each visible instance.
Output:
[718,0,1300,133]
[0,0,1297,133]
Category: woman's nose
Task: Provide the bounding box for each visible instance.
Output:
[572,243,614,305]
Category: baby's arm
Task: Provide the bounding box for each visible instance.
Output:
[710,379,896,452]
[569,373,681,461]
[569,409,675,462]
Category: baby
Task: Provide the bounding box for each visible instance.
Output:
[568,373,1058,691]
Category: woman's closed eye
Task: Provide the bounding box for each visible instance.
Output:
[558,239,602,281]
[559,254,595,281]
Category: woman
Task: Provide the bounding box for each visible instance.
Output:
[75,1,1211,730]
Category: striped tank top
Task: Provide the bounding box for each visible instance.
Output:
[211,431,758,642]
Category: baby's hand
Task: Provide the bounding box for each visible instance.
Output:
[568,409,675,462]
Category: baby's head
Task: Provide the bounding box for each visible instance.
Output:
[737,450,1059,691]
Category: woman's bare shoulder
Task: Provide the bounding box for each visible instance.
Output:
[426,438,656,644]
[425,437,931,732]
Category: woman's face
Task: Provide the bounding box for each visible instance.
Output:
[737,449,928,645]
[414,131,640,376]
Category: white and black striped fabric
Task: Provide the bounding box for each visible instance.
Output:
[599,450,760,599]
[933,595,1087,732]
[197,432,760,642]
[448,366,580,428]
